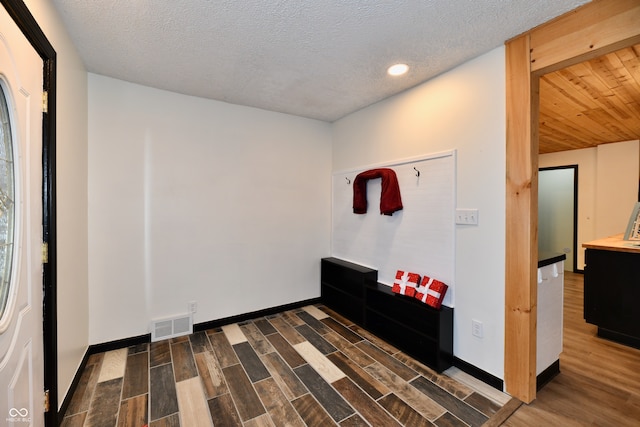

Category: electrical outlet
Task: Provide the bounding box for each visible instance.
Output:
[472,319,483,338]
[188,301,197,314]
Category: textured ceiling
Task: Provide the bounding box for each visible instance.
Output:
[51,0,590,122]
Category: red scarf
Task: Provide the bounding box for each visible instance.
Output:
[353,168,403,215]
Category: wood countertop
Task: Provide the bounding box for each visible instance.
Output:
[582,233,640,254]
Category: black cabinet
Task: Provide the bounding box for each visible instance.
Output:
[321,258,454,372]
[365,283,453,372]
[321,257,377,325]
[584,248,640,348]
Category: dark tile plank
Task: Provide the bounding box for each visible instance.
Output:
[433,411,468,427]
[323,331,375,368]
[261,352,308,400]
[240,322,274,355]
[65,363,99,415]
[464,391,502,417]
[318,305,355,327]
[60,412,86,427]
[207,393,242,427]
[378,393,434,427]
[295,324,337,355]
[150,340,171,367]
[117,394,148,427]
[209,331,239,368]
[296,310,330,334]
[332,377,401,427]
[171,335,189,344]
[189,331,212,353]
[365,362,446,421]
[266,332,306,368]
[122,352,148,399]
[327,351,388,399]
[339,413,370,426]
[254,377,305,426]
[222,363,266,421]
[195,351,228,398]
[291,393,336,427]
[172,340,198,382]
[233,341,270,382]
[282,310,305,327]
[128,343,149,355]
[268,316,305,345]
[86,378,123,427]
[293,364,354,422]
[411,376,488,427]
[244,414,277,427]
[356,341,417,381]
[149,413,180,427]
[395,352,473,399]
[254,318,277,335]
[321,318,364,343]
[150,363,179,421]
[350,324,400,355]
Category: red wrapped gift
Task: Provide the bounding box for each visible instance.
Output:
[415,276,448,309]
[392,270,421,297]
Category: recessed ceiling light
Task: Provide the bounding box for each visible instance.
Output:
[387,63,409,76]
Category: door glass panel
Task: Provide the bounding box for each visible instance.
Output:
[0,83,16,321]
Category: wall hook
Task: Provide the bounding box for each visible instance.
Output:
[346,177,351,184]
[414,167,420,177]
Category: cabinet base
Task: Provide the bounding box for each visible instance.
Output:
[536,359,560,391]
[597,327,640,350]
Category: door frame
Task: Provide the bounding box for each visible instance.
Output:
[505,0,640,402]
[539,165,578,273]
[1,0,57,425]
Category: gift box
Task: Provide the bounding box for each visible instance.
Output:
[392,270,421,297]
[415,276,448,309]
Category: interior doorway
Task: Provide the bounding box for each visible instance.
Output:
[538,166,578,273]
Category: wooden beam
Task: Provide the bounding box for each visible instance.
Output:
[505,34,538,403]
[530,0,640,73]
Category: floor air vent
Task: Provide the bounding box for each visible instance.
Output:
[151,314,193,342]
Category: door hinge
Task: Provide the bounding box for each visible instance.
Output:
[42,91,48,114]
[44,389,50,412]
[42,242,48,264]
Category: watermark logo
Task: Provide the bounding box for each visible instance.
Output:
[7,407,30,423]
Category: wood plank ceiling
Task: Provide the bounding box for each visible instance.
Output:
[539,44,640,154]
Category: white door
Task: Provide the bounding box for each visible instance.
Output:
[0,4,45,427]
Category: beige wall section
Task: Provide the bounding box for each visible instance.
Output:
[595,140,640,238]
[23,0,89,406]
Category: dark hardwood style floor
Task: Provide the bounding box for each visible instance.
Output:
[60,304,513,426]
[504,271,640,426]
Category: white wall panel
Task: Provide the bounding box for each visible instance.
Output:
[88,75,332,344]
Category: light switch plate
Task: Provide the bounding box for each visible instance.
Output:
[456,208,479,225]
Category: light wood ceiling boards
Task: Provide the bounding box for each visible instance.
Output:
[539,44,640,154]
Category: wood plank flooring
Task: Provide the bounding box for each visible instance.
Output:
[504,271,640,426]
[61,304,511,426]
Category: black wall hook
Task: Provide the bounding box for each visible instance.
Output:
[346,177,351,184]
[414,167,420,177]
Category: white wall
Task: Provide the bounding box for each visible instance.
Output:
[539,140,639,269]
[333,47,506,379]
[24,0,89,406]
[88,75,332,344]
